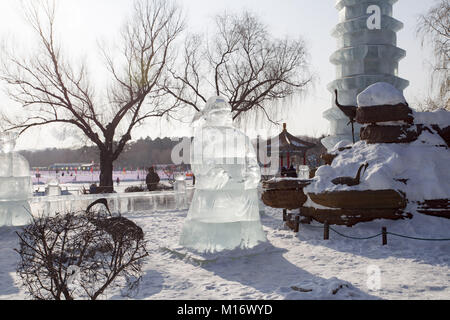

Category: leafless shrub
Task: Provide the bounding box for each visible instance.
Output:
[124,186,146,193]
[15,210,148,300]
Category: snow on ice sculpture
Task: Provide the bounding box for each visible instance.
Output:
[322,0,409,151]
[179,96,267,253]
[357,82,406,107]
[0,132,33,226]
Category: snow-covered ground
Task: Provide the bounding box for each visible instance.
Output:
[1,202,449,300]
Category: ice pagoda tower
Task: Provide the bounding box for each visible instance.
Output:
[321,0,409,150]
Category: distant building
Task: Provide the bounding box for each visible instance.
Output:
[48,163,98,172]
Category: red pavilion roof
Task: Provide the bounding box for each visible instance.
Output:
[265,124,316,154]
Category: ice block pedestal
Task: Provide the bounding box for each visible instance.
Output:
[174,173,188,210]
[45,179,62,196]
[0,132,33,226]
[322,0,409,151]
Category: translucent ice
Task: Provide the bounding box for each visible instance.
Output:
[0,132,33,226]
[174,175,188,210]
[45,178,62,196]
[179,97,267,253]
[322,0,409,151]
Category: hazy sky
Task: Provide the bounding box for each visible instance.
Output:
[0,0,436,150]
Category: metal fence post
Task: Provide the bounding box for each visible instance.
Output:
[382,227,387,245]
[294,215,300,233]
[324,221,329,240]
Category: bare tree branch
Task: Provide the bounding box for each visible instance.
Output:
[164,11,312,124]
[417,0,450,110]
[0,0,184,191]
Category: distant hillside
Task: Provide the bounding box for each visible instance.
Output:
[20,135,326,169]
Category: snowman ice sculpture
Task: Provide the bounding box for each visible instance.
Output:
[0,132,33,226]
[179,97,267,253]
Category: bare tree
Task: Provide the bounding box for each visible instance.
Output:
[0,0,184,192]
[417,0,449,111]
[163,11,311,124]
[16,208,148,300]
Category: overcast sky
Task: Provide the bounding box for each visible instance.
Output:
[0,0,436,151]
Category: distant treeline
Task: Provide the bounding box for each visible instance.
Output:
[20,135,326,170]
[21,137,182,170]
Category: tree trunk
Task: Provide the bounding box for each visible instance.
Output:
[99,150,114,193]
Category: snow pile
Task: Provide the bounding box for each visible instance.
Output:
[285,278,371,300]
[268,177,308,183]
[306,132,450,202]
[291,141,308,147]
[413,109,450,128]
[331,140,353,153]
[376,120,412,126]
[357,82,407,107]
[161,242,283,267]
[303,196,340,210]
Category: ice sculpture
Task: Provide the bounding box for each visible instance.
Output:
[174,173,187,209]
[45,178,62,196]
[0,132,33,226]
[179,97,267,252]
[322,0,409,151]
